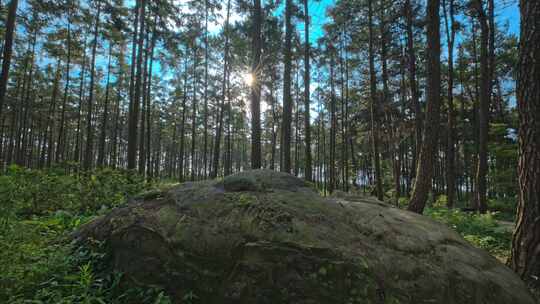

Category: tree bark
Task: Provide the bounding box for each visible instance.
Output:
[56,15,71,163]
[139,28,150,174]
[281,0,293,173]
[443,0,456,208]
[303,0,312,181]
[179,57,188,181]
[224,70,232,176]
[74,36,88,163]
[342,33,349,191]
[83,1,101,171]
[203,0,209,177]
[97,43,113,168]
[270,80,277,170]
[404,0,422,173]
[0,0,19,160]
[251,0,262,169]
[111,60,123,169]
[368,0,384,201]
[145,19,157,178]
[379,0,392,198]
[294,68,300,176]
[474,0,490,213]
[510,0,540,287]
[407,0,441,213]
[46,58,62,167]
[211,0,231,178]
[190,47,198,181]
[329,49,336,194]
[127,0,145,170]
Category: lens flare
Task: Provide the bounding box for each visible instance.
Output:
[243,72,254,86]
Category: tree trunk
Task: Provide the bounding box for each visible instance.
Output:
[474,0,490,213]
[46,58,62,167]
[0,0,19,161]
[407,0,441,214]
[443,0,456,208]
[127,0,145,170]
[97,43,113,168]
[404,0,422,173]
[211,0,231,178]
[303,0,312,181]
[270,81,277,170]
[56,15,71,163]
[379,0,392,198]
[510,0,540,286]
[179,57,188,181]
[368,0,383,201]
[294,68,300,176]
[329,49,336,194]
[190,47,198,181]
[145,20,157,178]
[250,0,262,169]
[6,51,28,165]
[74,36,88,163]
[83,1,101,171]
[139,28,150,175]
[342,34,350,191]
[224,65,233,176]
[470,17,480,207]
[281,0,293,173]
[203,0,209,177]
[338,34,346,190]
[17,30,37,167]
[111,63,123,169]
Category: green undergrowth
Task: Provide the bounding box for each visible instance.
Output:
[0,214,173,303]
[425,207,512,262]
[397,194,515,262]
[0,165,173,303]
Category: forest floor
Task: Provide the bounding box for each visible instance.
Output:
[0,166,517,303]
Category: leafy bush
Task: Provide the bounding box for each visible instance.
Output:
[488,198,517,221]
[397,197,409,208]
[432,195,448,208]
[0,165,150,217]
[79,168,147,212]
[426,207,512,261]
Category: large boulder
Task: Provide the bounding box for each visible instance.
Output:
[73,170,535,304]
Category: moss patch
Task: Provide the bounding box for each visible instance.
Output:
[223,175,259,192]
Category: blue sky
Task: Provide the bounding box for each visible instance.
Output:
[303,0,333,44]
[304,0,520,44]
[497,1,520,35]
[214,0,520,50]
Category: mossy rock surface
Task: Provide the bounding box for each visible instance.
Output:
[73,170,534,304]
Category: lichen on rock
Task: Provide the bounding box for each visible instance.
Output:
[72,170,535,304]
[222,174,260,192]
